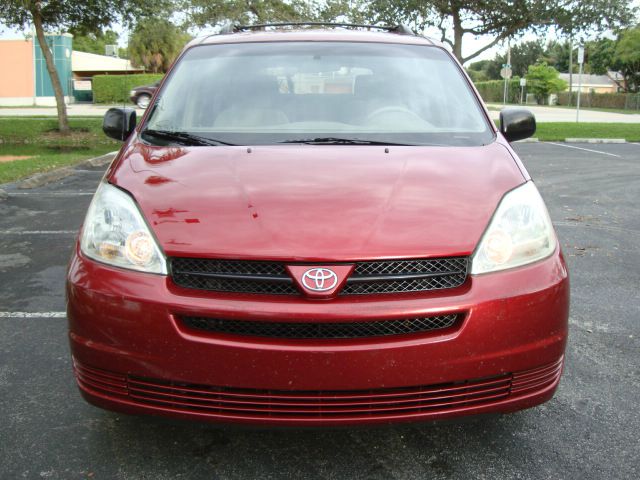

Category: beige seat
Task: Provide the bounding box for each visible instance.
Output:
[214,76,289,128]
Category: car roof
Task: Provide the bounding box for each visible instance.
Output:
[190,28,439,48]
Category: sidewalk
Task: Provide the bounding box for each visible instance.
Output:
[487,103,640,123]
[0,103,145,117]
[2,102,639,123]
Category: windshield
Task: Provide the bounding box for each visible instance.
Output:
[143,41,493,146]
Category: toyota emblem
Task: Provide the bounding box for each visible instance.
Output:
[301,268,338,292]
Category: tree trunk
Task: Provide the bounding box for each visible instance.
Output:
[451,8,464,62]
[32,5,70,134]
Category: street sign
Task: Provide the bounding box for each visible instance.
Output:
[500,67,512,79]
[577,46,584,64]
[520,78,527,87]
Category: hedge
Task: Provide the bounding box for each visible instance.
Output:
[474,79,522,104]
[556,92,640,110]
[92,73,164,104]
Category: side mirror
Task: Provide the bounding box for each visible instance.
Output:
[499,108,536,143]
[103,107,136,141]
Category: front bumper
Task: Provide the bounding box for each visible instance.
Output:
[66,248,569,426]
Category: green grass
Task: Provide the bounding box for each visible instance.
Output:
[0,117,119,184]
[543,105,639,115]
[491,120,640,141]
[487,103,640,115]
[0,117,115,144]
[534,123,640,141]
[0,144,116,184]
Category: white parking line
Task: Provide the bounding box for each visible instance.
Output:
[7,192,94,196]
[547,142,621,158]
[0,230,76,235]
[0,311,66,318]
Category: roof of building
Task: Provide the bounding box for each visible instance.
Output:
[71,50,142,72]
[558,73,618,87]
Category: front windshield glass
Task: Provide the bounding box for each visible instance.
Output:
[144,41,493,146]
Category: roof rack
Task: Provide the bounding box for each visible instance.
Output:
[219,22,415,36]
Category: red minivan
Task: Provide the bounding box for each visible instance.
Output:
[67,24,569,426]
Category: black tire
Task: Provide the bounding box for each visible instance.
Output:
[136,94,151,109]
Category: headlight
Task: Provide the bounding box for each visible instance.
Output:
[471,181,556,275]
[80,182,167,274]
[130,90,136,97]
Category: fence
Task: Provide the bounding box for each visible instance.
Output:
[556,92,640,110]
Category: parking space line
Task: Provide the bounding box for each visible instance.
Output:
[0,311,66,318]
[7,192,94,196]
[547,142,621,158]
[0,230,76,235]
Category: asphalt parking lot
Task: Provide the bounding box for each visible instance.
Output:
[1,142,639,479]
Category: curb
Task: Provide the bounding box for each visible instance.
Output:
[565,138,626,144]
[80,151,118,168]
[16,151,117,190]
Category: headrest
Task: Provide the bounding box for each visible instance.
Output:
[354,75,388,97]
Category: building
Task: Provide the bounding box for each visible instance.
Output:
[0,34,142,106]
[71,50,143,102]
[558,73,622,94]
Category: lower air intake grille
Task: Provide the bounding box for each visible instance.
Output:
[72,357,562,423]
[180,314,461,339]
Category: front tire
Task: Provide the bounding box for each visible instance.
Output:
[136,94,151,109]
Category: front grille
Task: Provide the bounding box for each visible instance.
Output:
[171,258,299,295]
[342,257,468,295]
[180,314,461,339]
[352,257,467,276]
[170,256,468,296]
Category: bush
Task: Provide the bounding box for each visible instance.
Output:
[525,63,567,104]
[474,79,522,103]
[92,73,164,103]
[557,92,640,110]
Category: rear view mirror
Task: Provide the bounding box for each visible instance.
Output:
[103,108,136,141]
[500,108,536,143]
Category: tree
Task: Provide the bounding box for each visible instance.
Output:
[525,62,568,104]
[587,38,616,75]
[0,0,169,133]
[184,0,319,27]
[129,19,191,73]
[612,27,640,92]
[465,67,489,82]
[491,40,545,78]
[359,0,636,63]
[543,40,572,73]
[70,28,119,56]
[580,27,640,92]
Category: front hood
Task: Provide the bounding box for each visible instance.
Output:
[109,140,525,260]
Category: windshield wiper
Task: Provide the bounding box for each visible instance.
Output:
[279,137,415,146]
[141,129,237,146]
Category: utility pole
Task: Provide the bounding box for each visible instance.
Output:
[501,42,511,105]
[576,45,584,123]
[568,36,573,106]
